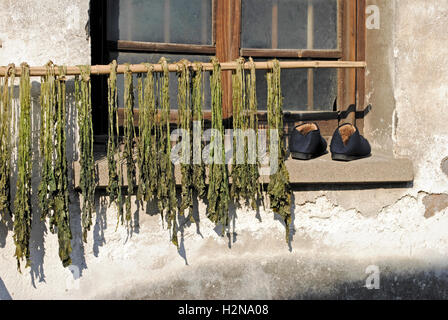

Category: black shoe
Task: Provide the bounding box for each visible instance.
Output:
[289,123,327,160]
[330,123,372,161]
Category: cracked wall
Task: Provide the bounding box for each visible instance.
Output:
[1,0,448,300]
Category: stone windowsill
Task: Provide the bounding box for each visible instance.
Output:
[73,149,414,189]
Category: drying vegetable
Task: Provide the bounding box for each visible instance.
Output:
[191,63,206,202]
[53,66,72,267]
[76,65,96,243]
[177,60,194,219]
[157,58,178,247]
[0,64,14,219]
[14,63,33,271]
[207,57,230,234]
[231,58,251,204]
[266,60,292,243]
[107,60,120,210]
[122,64,137,225]
[137,63,157,204]
[246,58,263,210]
[39,62,57,223]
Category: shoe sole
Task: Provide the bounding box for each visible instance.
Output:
[331,153,372,162]
[291,151,327,160]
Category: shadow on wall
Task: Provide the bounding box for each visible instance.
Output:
[0,277,12,300]
[2,80,86,285]
[108,256,448,300]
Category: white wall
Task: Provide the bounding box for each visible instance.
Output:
[1,0,448,299]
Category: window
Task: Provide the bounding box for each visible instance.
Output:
[90,0,366,137]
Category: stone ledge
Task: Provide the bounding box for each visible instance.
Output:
[73,149,414,189]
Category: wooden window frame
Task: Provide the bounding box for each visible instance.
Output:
[91,0,366,137]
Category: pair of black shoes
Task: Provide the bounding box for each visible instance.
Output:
[289,123,371,161]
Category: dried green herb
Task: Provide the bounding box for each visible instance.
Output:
[246,58,263,210]
[207,57,230,235]
[177,60,194,219]
[137,63,157,204]
[266,60,292,243]
[107,61,120,208]
[157,58,178,247]
[53,66,72,267]
[76,66,96,243]
[122,64,137,226]
[191,63,206,201]
[231,58,251,204]
[14,63,33,271]
[39,62,57,224]
[0,64,14,219]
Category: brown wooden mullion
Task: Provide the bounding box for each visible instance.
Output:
[107,40,216,55]
[216,0,241,120]
[356,0,366,130]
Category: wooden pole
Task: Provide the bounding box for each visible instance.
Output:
[0,61,366,77]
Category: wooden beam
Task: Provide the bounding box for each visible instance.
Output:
[0,61,366,77]
[107,40,216,54]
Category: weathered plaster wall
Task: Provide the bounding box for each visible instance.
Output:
[1,0,448,300]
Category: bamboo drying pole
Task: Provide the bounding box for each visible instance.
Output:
[0,60,366,77]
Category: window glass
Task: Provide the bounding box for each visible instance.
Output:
[107,0,213,45]
[241,0,337,50]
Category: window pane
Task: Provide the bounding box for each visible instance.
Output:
[313,68,337,110]
[313,0,338,49]
[241,0,338,50]
[107,0,213,45]
[111,52,212,110]
[251,61,336,111]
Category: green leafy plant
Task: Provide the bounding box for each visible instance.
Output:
[107,60,121,210]
[207,57,230,235]
[266,60,292,243]
[137,63,157,204]
[245,58,263,210]
[157,58,178,247]
[14,63,33,271]
[191,63,207,202]
[177,60,194,220]
[122,64,137,226]
[0,64,14,220]
[76,66,96,243]
[39,62,57,224]
[53,66,72,267]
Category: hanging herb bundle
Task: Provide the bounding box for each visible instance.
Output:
[137,63,157,203]
[230,57,251,204]
[0,64,14,219]
[207,57,230,234]
[246,58,263,210]
[14,63,33,271]
[76,66,96,243]
[53,66,72,267]
[39,62,57,223]
[266,60,292,243]
[107,60,121,210]
[121,64,137,226]
[191,63,206,201]
[177,60,194,219]
[157,57,178,247]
